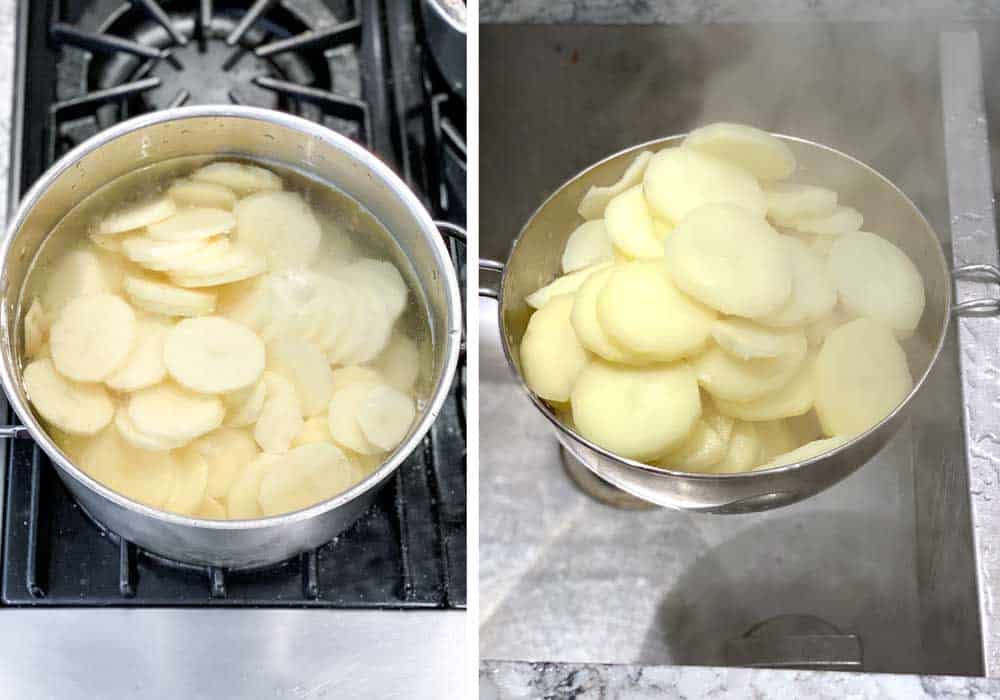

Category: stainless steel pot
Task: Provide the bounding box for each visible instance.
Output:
[420,0,466,99]
[482,134,988,514]
[0,105,462,567]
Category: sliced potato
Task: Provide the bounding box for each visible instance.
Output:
[570,359,700,461]
[711,319,805,360]
[24,358,113,435]
[24,298,49,358]
[804,306,855,348]
[757,236,837,327]
[330,366,383,392]
[164,316,265,394]
[193,497,226,519]
[710,421,760,473]
[765,183,838,223]
[115,406,187,452]
[50,293,136,382]
[755,435,852,470]
[120,235,212,270]
[42,249,121,312]
[223,378,267,428]
[258,442,363,516]
[785,205,863,236]
[374,333,420,393]
[524,263,612,309]
[146,208,235,241]
[578,151,653,220]
[327,380,385,455]
[163,446,209,516]
[266,337,334,417]
[253,371,304,454]
[604,186,662,260]
[693,333,808,402]
[292,415,332,447]
[656,420,725,472]
[128,383,224,443]
[652,219,674,242]
[191,162,282,195]
[756,420,800,463]
[827,231,925,335]
[597,260,715,361]
[684,123,795,181]
[98,196,177,235]
[712,358,814,421]
[520,294,589,402]
[168,245,267,288]
[570,266,643,365]
[643,147,766,223]
[90,234,123,253]
[562,220,614,273]
[77,427,176,508]
[217,276,272,332]
[226,454,281,519]
[664,203,792,318]
[358,384,416,452]
[335,283,395,366]
[343,259,408,319]
[124,275,216,317]
[167,178,238,210]
[105,315,171,392]
[815,318,913,436]
[189,427,259,499]
[234,190,321,271]
[702,403,735,447]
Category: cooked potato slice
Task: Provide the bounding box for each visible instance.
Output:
[765,183,838,223]
[226,454,281,519]
[163,446,209,516]
[712,358,814,421]
[815,318,913,436]
[578,151,653,220]
[266,337,334,417]
[120,235,212,270]
[597,261,715,361]
[292,415,332,447]
[190,427,260,499]
[105,315,171,392]
[571,360,700,461]
[757,236,837,327]
[78,428,176,508]
[693,333,808,402]
[234,190,321,271]
[711,319,805,360]
[124,275,216,317]
[525,263,612,309]
[755,435,852,470]
[115,406,187,452]
[656,420,725,472]
[42,249,122,313]
[147,207,235,241]
[191,162,282,195]
[604,186,663,260]
[786,205,863,236]
[90,234,123,253]
[652,219,674,242]
[702,403,735,447]
[168,245,267,288]
[710,421,760,473]
[827,231,925,335]
[804,306,855,348]
[327,381,385,455]
[664,203,792,318]
[570,266,643,365]
[684,123,795,181]
[343,259,408,319]
[193,497,226,519]
[810,236,836,257]
[223,379,267,428]
[644,147,766,223]
[217,276,272,332]
[756,420,800,463]
[50,293,136,382]
[164,316,265,394]
[98,196,177,235]
[331,366,384,392]
[167,178,238,210]
[335,283,395,366]
[562,220,614,273]
[258,443,363,516]
[374,333,421,393]
[24,358,113,435]
[24,298,49,358]
[358,384,416,452]
[128,383,224,443]
[521,294,589,402]
[253,371,304,454]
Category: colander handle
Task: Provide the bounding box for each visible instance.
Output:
[479,259,503,300]
[954,264,1000,314]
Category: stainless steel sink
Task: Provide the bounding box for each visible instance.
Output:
[479,22,984,676]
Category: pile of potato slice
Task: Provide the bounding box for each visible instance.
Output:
[521,123,925,473]
[22,160,423,518]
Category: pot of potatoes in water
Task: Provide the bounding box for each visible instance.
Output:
[497,122,950,513]
[0,107,460,567]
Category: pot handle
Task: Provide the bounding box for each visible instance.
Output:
[953,264,1000,314]
[480,259,503,300]
[434,221,467,351]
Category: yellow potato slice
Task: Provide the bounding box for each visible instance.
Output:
[303,278,356,353]
[755,435,852,470]
[757,236,837,327]
[120,235,212,270]
[90,234,123,253]
[765,183,838,223]
[292,415,332,447]
[664,203,792,318]
[78,427,176,508]
[570,359,700,461]
[335,283,395,366]
[343,259,408,319]
[24,298,49,358]
[217,276,272,332]
[570,266,643,365]
[193,497,226,519]
[253,371,304,454]
[656,420,725,472]
[524,263,612,309]
[711,319,805,361]
[226,454,282,519]
[330,366,383,392]
[804,306,855,348]
[578,151,653,220]
[374,333,420,393]
[562,220,614,273]
[597,260,715,361]
[604,186,662,260]
[327,381,384,456]
[712,358,814,421]
[786,205,863,236]
[223,378,267,428]
[115,407,188,451]
[24,358,113,435]
[98,196,177,235]
[50,293,136,382]
[810,236,836,257]
[358,384,416,452]
[684,123,796,181]
[105,315,171,392]
[190,427,260,499]
[827,231,925,335]
[191,162,282,195]
[693,333,808,402]
[124,275,216,317]
[652,218,674,242]
[163,446,209,516]
[167,244,267,288]
[258,443,363,516]
[521,294,589,402]
[167,178,238,210]
[644,147,766,223]
[756,420,800,463]
[702,402,735,447]
[710,421,761,473]
[147,208,235,241]
[234,190,321,271]
[266,337,334,417]
[815,318,913,436]
[42,249,122,312]
[128,383,224,443]
[163,316,264,394]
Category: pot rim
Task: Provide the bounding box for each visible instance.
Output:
[496,133,952,482]
[1,104,463,530]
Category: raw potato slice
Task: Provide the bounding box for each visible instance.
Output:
[42,249,121,312]
[164,316,265,393]
[344,259,408,319]
[254,371,304,454]
[292,415,332,447]
[192,162,282,195]
[664,203,793,318]
[570,359,701,461]
[711,319,805,360]
[336,284,395,366]
[170,256,267,288]
[115,407,186,452]
[604,186,662,260]
[756,420,800,463]
[223,379,267,428]
[358,384,416,451]
[578,151,653,220]
[266,337,334,417]
[712,358,814,421]
[827,231,925,335]
[815,318,913,436]
[98,196,177,235]
[226,454,281,519]
[128,383,224,443]
[149,237,230,273]
[786,206,863,236]
[597,261,715,361]
[120,236,211,269]
[304,278,356,352]
[147,208,235,241]
[805,306,855,348]
[562,220,614,273]
[258,442,363,516]
[163,446,209,516]
[766,183,838,223]
[525,263,612,309]
[520,294,589,402]
[234,190,321,271]
[90,234,123,253]
[50,293,136,382]
[166,241,266,283]
[23,358,113,435]
[327,381,385,456]
[191,427,259,499]
[657,420,725,472]
[330,366,383,392]
[643,147,766,223]
[77,428,176,508]
[374,333,421,393]
[710,421,760,473]
[570,267,642,365]
[684,123,796,181]
[124,275,216,317]
[810,236,836,257]
[652,219,674,242]
[193,497,226,519]
[757,236,837,327]
[702,404,735,447]
[217,276,272,332]
[756,435,852,470]
[105,315,171,391]
[167,178,238,210]
[693,333,808,402]
[24,298,48,358]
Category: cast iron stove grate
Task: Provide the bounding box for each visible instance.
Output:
[1,0,466,608]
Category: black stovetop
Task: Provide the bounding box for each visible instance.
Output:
[1,0,466,608]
